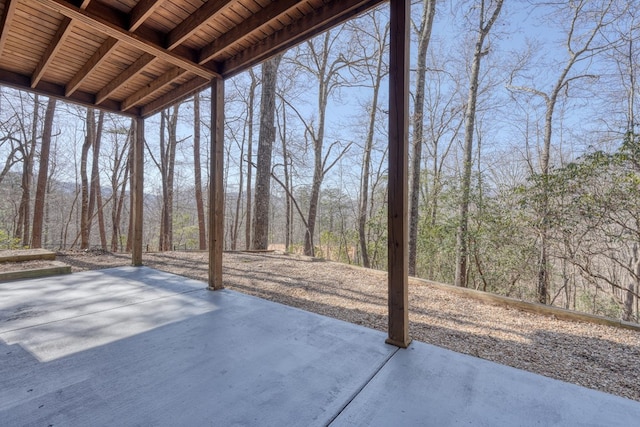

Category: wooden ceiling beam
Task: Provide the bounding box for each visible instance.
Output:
[32,0,96,89]
[93,0,228,110]
[89,0,163,102]
[141,75,209,118]
[95,53,157,105]
[167,0,232,50]
[31,18,73,88]
[0,0,19,55]
[0,68,136,116]
[129,0,165,31]
[96,0,230,111]
[121,67,186,111]
[35,0,220,80]
[96,0,230,110]
[66,38,120,96]
[220,0,385,77]
[199,0,302,64]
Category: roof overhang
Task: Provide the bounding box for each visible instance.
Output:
[0,0,386,118]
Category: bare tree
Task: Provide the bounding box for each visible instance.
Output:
[79,108,94,249]
[245,69,259,249]
[31,98,56,248]
[109,120,132,252]
[193,92,207,249]
[508,0,618,302]
[126,126,135,253]
[276,95,293,252]
[88,111,106,249]
[287,29,360,256]
[153,105,181,251]
[15,93,40,246]
[617,8,640,321]
[421,60,465,279]
[0,92,22,186]
[408,0,436,276]
[252,55,282,250]
[353,10,390,268]
[454,0,503,288]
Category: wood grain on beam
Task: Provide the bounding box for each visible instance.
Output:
[35,0,219,80]
[167,0,232,50]
[129,0,164,31]
[386,0,410,349]
[141,75,209,118]
[0,68,136,117]
[66,38,120,96]
[121,67,186,111]
[220,0,385,77]
[95,53,156,105]
[199,0,301,64]
[31,18,73,88]
[0,0,19,55]
[208,78,224,290]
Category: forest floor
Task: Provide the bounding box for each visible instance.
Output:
[4,249,640,402]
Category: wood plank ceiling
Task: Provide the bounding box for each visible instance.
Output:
[0,0,385,118]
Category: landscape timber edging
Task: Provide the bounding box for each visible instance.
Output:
[0,249,57,263]
[332,260,640,332]
[414,277,640,332]
[0,261,71,282]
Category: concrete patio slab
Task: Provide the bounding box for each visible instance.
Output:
[1,267,639,426]
[331,340,640,426]
[0,267,395,426]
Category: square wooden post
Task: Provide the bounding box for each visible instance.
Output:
[208,79,224,290]
[132,116,144,267]
[386,0,411,348]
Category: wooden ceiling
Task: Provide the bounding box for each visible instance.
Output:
[0,0,385,118]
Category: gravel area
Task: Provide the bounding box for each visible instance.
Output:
[10,250,640,402]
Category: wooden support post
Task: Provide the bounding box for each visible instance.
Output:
[132,116,144,266]
[386,0,411,348]
[208,78,224,290]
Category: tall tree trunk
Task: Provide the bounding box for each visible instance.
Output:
[624,23,637,319]
[193,93,207,250]
[280,100,292,252]
[167,106,179,250]
[111,121,132,252]
[126,130,135,253]
[454,0,503,288]
[408,0,436,276]
[159,111,168,251]
[159,106,179,251]
[252,55,281,250]
[231,118,245,251]
[304,138,323,256]
[358,13,390,269]
[87,111,106,249]
[80,108,95,249]
[31,98,56,248]
[622,244,639,321]
[245,69,258,249]
[44,159,55,248]
[16,94,40,246]
[302,34,330,257]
